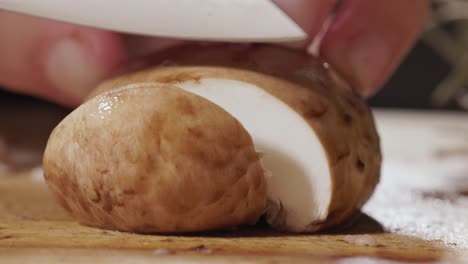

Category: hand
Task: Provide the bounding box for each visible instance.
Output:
[273,0,429,97]
[0,0,429,107]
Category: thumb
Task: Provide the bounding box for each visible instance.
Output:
[0,11,127,106]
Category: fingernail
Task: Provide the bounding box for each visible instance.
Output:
[46,38,101,102]
[348,34,394,96]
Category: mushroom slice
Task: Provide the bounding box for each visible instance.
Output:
[177,77,333,231]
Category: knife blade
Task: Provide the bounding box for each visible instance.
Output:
[0,0,307,43]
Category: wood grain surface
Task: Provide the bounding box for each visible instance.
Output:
[1,170,465,264]
[0,95,467,263]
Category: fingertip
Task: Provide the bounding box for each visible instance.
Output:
[319,0,430,97]
[45,28,127,106]
[0,11,128,107]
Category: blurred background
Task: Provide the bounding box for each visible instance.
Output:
[369,0,468,111]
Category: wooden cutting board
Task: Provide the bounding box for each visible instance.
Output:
[0,96,467,263]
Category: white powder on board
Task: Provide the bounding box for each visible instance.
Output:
[364,159,468,249]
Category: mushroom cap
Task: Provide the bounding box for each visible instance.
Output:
[88,44,382,232]
[43,83,267,233]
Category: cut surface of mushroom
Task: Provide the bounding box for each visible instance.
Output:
[176,78,332,230]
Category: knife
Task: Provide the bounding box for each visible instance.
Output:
[0,0,307,43]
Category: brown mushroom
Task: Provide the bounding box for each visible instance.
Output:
[83,44,382,232]
[43,83,267,233]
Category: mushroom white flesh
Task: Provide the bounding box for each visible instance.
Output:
[175,78,332,230]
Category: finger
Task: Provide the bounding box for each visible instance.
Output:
[0,11,127,106]
[319,0,430,97]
